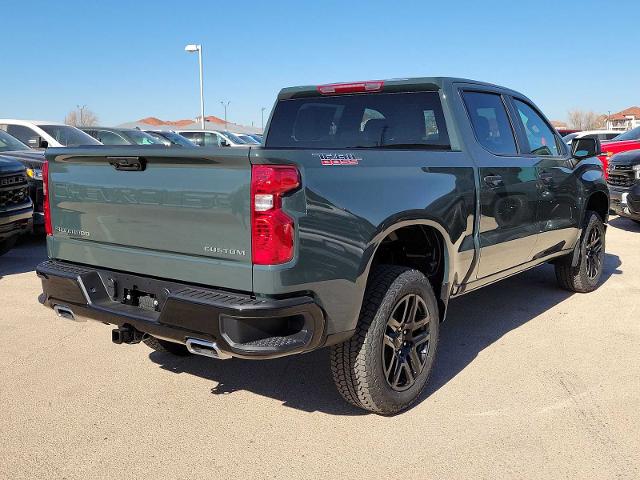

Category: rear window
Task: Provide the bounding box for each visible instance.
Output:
[266,91,450,150]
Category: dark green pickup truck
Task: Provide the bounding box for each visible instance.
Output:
[37,77,609,414]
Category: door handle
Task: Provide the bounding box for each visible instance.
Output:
[107,157,146,171]
[483,174,503,188]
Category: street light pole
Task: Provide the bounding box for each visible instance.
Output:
[76,104,86,126]
[220,101,230,130]
[185,44,205,129]
[261,107,266,132]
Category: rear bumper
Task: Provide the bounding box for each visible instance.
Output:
[36,260,326,359]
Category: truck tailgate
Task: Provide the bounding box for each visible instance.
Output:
[45,147,252,291]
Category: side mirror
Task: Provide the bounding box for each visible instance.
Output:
[39,138,49,149]
[572,137,601,160]
[220,139,230,147]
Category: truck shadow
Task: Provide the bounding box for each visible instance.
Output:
[609,216,640,232]
[0,236,47,280]
[148,253,622,416]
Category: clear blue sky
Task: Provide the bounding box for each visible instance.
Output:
[1,0,638,128]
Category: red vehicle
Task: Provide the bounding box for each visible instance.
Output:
[598,126,640,175]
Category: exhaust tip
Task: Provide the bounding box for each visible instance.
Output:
[53,305,84,322]
[185,338,231,360]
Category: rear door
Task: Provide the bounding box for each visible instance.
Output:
[509,97,580,254]
[46,147,253,291]
[460,89,540,278]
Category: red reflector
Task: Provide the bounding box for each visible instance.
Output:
[42,161,53,236]
[317,80,384,95]
[251,165,300,265]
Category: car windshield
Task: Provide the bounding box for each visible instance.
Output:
[266,91,450,150]
[221,132,247,144]
[612,126,640,142]
[0,130,30,152]
[239,135,260,144]
[563,133,579,143]
[125,130,165,146]
[39,125,102,146]
[159,131,198,147]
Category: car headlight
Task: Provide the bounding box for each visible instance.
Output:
[633,164,640,180]
[26,168,43,180]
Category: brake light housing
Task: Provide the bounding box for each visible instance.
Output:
[317,80,384,95]
[42,161,52,236]
[251,165,300,265]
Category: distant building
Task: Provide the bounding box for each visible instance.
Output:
[606,107,640,131]
[117,116,262,134]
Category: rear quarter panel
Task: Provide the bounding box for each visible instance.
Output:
[251,148,476,335]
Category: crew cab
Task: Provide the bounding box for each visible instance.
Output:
[37,77,609,414]
[607,149,640,223]
[0,120,102,149]
[0,157,32,255]
[599,126,640,174]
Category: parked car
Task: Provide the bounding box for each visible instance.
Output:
[249,134,264,143]
[0,157,33,256]
[175,129,250,147]
[563,130,622,145]
[236,134,261,145]
[0,130,45,231]
[607,149,640,224]
[143,130,198,147]
[37,77,608,415]
[81,127,165,146]
[598,126,640,174]
[556,128,580,137]
[0,119,102,148]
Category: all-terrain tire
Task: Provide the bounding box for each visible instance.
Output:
[143,336,191,356]
[555,211,606,293]
[330,265,439,415]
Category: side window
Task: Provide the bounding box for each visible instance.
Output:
[513,99,559,156]
[180,132,203,146]
[204,132,221,147]
[462,92,517,155]
[6,124,39,145]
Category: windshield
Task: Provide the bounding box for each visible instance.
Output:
[266,91,450,149]
[221,132,247,144]
[0,130,30,152]
[124,130,165,146]
[159,131,198,147]
[238,134,260,144]
[39,125,102,146]
[612,126,640,142]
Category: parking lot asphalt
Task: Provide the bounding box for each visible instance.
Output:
[1,219,639,480]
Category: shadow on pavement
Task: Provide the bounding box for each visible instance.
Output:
[149,253,622,415]
[0,235,47,280]
[609,216,640,233]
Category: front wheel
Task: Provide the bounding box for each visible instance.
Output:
[555,211,605,293]
[330,265,439,415]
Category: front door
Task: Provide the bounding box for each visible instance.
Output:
[510,98,580,255]
[461,90,540,278]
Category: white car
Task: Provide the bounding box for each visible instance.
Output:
[175,129,251,147]
[562,130,622,145]
[0,119,101,149]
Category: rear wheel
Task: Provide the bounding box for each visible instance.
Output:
[330,265,439,415]
[555,211,605,293]
[143,336,191,356]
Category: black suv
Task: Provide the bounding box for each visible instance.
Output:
[608,149,640,223]
[0,158,33,255]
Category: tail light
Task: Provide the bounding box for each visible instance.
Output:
[42,161,53,236]
[251,165,300,265]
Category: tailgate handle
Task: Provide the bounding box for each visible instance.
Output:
[108,157,146,171]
